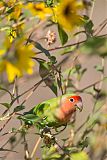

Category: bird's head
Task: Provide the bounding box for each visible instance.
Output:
[68,95,83,112]
[55,95,83,122]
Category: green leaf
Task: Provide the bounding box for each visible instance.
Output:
[38,60,57,96]
[0,86,13,98]
[84,15,94,37]
[84,37,106,51]
[6,7,14,14]
[63,67,76,76]
[43,146,61,160]
[77,68,87,81]
[71,151,89,160]
[58,24,68,45]
[49,81,57,96]
[94,97,105,111]
[9,136,16,144]
[49,56,57,64]
[81,37,107,57]
[14,105,25,112]
[12,128,17,132]
[31,41,51,58]
[0,103,11,109]
[45,0,54,7]
[19,114,39,125]
[78,137,89,149]
[75,64,82,72]
[94,64,104,72]
[31,41,57,64]
[86,112,100,128]
[57,77,62,90]
[58,46,76,55]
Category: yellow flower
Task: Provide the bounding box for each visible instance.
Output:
[7,23,25,42]
[8,2,22,20]
[0,37,35,82]
[8,29,17,43]
[0,49,8,73]
[15,43,35,75]
[7,0,17,7]
[5,61,21,82]
[26,2,52,19]
[5,0,22,20]
[0,1,3,7]
[55,0,85,31]
[0,2,4,14]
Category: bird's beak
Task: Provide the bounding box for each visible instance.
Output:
[76,101,83,112]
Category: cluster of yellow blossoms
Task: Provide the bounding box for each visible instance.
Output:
[0,0,85,83]
[26,0,84,31]
[0,37,35,82]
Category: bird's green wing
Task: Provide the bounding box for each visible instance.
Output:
[32,97,60,127]
[19,97,59,127]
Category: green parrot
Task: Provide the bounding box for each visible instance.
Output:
[19,94,83,129]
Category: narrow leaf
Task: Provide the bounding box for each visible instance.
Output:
[38,60,57,96]
[31,40,51,58]
[58,24,68,45]
[0,103,11,109]
[14,105,25,112]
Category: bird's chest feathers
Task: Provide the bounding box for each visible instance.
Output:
[55,98,76,122]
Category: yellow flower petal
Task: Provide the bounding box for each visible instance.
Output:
[7,0,16,7]
[8,2,22,20]
[26,2,52,19]
[6,61,21,82]
[55,0,85,31]
[0,49,5,55]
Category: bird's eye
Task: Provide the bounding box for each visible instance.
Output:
[69,98,74,103]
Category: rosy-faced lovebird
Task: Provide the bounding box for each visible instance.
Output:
[20,94,83,129]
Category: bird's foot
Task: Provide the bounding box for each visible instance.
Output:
[40,126,51,138]
[53,124,67,135]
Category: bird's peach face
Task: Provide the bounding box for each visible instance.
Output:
[55,95,83,122]
[68,95,83,112]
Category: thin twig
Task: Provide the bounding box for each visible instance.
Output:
[89,0,95,19]
[95,21,107,36]
[21,80,42,105]
[30,137,41,159]
[36,33,107,54]
[55,140,70,157]
[94,18,107,34]
[23,134,30,160]
[98,56,105,90]
[12,78,16,98]
[3,136,23,160]
[0,112,15,132]
[1,126,23,148]
[57,67,64,95]
[2,126,24,160]
[92,58,105,113]
[76,76,107,92]
[75,115,90,134]
[12,77,19,104]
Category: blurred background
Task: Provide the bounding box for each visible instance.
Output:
[0,0,107,159]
